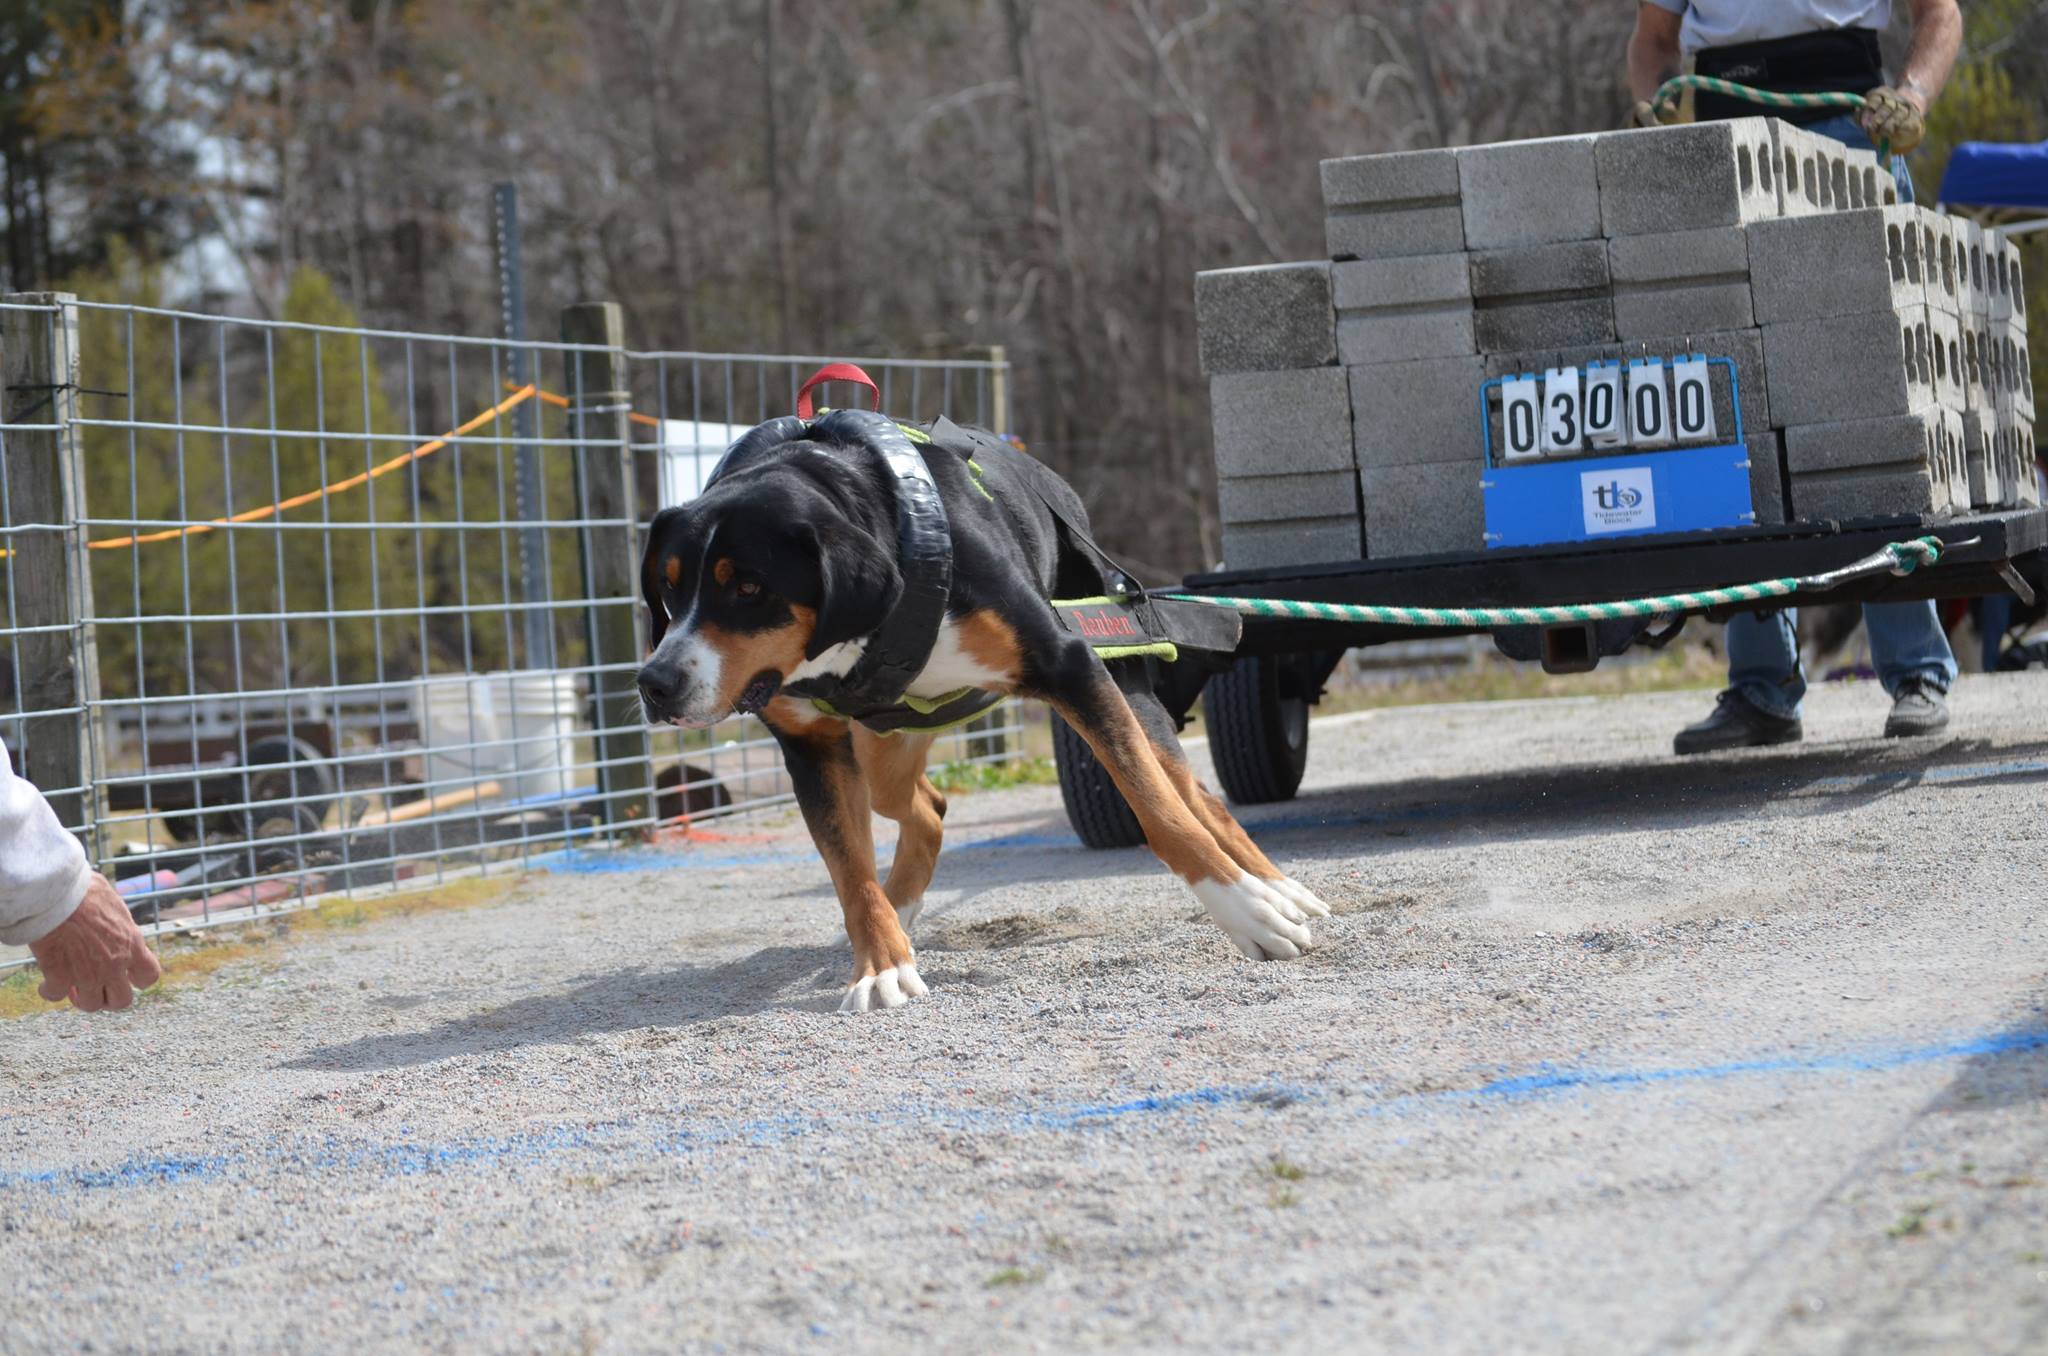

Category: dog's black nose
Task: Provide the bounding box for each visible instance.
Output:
[638,663,681,719]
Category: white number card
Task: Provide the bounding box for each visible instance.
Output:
[1583,360,1626,449]
[1501,374,1542,461]
[1627,358,1672,448]
[1670,355,1716,443]
[1541,366,1581,453]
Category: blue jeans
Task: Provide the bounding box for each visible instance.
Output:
[1722,115,1953,720]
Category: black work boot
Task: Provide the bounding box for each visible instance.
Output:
[1884,678,1950,738]
[1673,689,1803,756]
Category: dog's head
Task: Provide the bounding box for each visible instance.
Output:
[636,455,902,728]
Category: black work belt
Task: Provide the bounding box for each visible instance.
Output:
[1694,28,1884,125]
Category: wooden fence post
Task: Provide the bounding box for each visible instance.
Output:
[1,292,100,850]
[561,302,652,835]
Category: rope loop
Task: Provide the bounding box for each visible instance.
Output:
[1648,75,1889,162]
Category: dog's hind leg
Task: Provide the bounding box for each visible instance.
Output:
[854,728,946,936]
[1118,675,1331,923]
[771,719,928,1014]
[1030,640,1316,961]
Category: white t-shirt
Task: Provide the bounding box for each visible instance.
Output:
[0,734,91,946]
[1646,0,1892,54]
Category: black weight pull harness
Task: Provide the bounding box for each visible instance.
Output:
[702,364,1238,736]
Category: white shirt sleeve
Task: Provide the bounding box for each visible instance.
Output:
[0,733,93,946]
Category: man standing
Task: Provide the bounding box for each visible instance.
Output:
[1626,0,1967,754]
[2,735,161,1010]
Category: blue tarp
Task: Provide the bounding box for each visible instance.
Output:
[1938,140,2048,210]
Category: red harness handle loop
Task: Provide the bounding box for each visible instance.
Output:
[794,362,881,421]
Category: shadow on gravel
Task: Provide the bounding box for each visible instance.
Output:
[1234,735,2048,861]
[284,942,846,1071]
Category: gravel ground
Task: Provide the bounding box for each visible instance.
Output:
[3,674,2046,1355]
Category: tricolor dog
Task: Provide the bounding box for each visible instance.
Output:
[636,389,1326,1013]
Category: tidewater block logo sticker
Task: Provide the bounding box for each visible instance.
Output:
[1580,466,1657,536]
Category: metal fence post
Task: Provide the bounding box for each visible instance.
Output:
[2,292,101,850]
[983,344,1010,433]
[561,302,651,833]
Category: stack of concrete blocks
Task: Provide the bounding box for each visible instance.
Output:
[1755,200,2036,519]
[1196,115,2036,570]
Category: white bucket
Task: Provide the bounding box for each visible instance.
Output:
[412,670,583,804]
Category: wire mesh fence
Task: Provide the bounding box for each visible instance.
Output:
[0,292,1018,961]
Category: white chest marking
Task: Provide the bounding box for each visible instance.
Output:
[787,639,866,686]
[904,618,1013,698]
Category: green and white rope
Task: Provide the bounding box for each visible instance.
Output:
[1648,75,1889,161]
[1156,537,1943,630]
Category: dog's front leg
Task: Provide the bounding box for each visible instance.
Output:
[776,726,928,1013]
[1029,638,1317,961]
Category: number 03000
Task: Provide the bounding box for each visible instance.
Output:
[1497,358,1717,460]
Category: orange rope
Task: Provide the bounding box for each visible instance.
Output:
[0,386,541,560]
[522,383,662,428]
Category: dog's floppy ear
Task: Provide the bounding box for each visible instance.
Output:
[806,520,901,660]
[640,508,683,649]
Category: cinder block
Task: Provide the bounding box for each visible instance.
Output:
[1785,407,1966,520]
[1956,217,1991,318]
[1748,208,1924,324]
[1195,263,1336,374]
[1470,241,1615,351]
[1348,355,1487,468]
[1747,431,1787,525]
[1209,367,1354,477]
[1597,118,1780,236]
[2013,424,2042,506]
[1221,517,1362,570]
[1217,470,1359,524]
[1361,460,1486,558]
[1963,410,2006,508]
[1333,253,1475,364]
[1928,308,1965,412]
[1609,226,1754,339]
[1774,121,1895,216]
[1456,135,1600,249]
[1911,209,1966,316]
[1321,148,1464,261]
[1987,232,2023,321]
[1763,306,1935,426]
[1995,319,2036,420]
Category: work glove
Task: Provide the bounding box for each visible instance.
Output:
[1860,85,1927,155]
[1629,98,1681,129]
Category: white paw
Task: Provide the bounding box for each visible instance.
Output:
[1192,873,1317,961]
[1268,875,1332,919]
[895,896,926,935]
[838,962,929,1014]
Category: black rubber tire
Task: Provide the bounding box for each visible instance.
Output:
[1203,654,1310,805]
[230,734,338,839]
[1051,712,1146,850]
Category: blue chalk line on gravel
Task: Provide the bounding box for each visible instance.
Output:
[7,1028,2043,1197]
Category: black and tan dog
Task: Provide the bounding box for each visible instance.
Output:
[637,406,1326,1013]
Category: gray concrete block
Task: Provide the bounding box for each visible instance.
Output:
[1785,407,1966,519]
[2013,423,2042,506]
[1597,118,1780,236]
[1348,355,1487,468]
[1333,253,1474,364]
[1963,410,2006,508]
[1209,367,1354,476]
[1361,460,1487,558]
[1763,306,1935,426]
[1774,121,1894,217]
[1956,216,1991,318]
[1456,135,1600,249]
[1220,517,1362,570]
[1195,263,1336,374]
[1931,308,1968,411]
[1321,148,1464,261]
[1961,323,1992,413]
[1910,210,1966,316]
[1993,319,2035,421]
[1609,226,1754,340]
[1470,241,1614,351]
[1747,431,1786,525]
[1748,208,1924,324]
[1217,470,1359,524]
[1988,232,2026,323]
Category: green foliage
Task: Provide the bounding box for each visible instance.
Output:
[927,756,1056,793]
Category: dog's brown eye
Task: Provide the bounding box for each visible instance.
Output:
[736,578,763,599]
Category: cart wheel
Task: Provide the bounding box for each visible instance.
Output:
[1052,712,1146,850]
[230,735,337,840]
[1204,654,1310,805]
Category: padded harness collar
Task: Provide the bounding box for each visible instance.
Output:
[706,409,985,728]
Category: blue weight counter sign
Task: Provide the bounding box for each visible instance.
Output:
[1477,356,1754,549]
[1481,442,1753,549]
